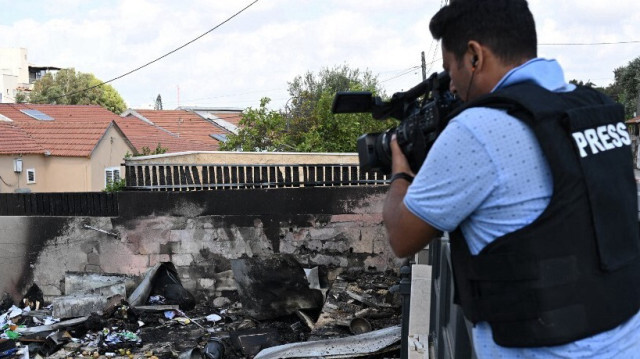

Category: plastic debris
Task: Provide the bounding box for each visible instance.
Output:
[8,306,22,319]
[175,317,191,325]
[206,314,222,323]
[148,295,166,305]
[2,330,20,340]
[0,348,18,358]
[204,338,225,359]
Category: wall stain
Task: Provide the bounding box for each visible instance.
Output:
[20,217,69,294]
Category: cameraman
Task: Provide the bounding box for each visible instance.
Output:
[383,0,640,357]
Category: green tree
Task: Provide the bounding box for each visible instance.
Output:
[125,143,168,158]
[608,57,640,118]
[221,65,396,152]
[103,178,126,192]
[569,79,614,101]
[569,79,596,88]
[15,91,27,103]
[29,68,127,114]
[220,98,289,151]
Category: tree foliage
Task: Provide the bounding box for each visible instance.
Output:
[608,57,640,118]
[221,65,397,152]
[569,79,597,88]
[220,98,289,151]
[103,178,126,192]
[29,68,127,114]
[125,143,168,158]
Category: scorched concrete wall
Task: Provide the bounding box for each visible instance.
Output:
[0,186,399,301]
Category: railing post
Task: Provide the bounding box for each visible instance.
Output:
[391,265,412,359]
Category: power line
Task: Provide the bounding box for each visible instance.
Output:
[380,66,421,83]
[50,0,261,102]
[540,40,640,46]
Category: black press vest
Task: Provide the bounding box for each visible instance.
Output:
[448,82,640,347]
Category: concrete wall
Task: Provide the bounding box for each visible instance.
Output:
[0,48,28,85]
[0,186,398,301]
[1,73,18,103]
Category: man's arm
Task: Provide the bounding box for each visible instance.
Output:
[383,137,441,258]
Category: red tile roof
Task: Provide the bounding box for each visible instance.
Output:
[199,110,243,127]
[115,116,218,153]
[0,104,121,157]
[132,110,226,146]
[119,109,244,152]
[627,116,640,124]
[0,122,45,155]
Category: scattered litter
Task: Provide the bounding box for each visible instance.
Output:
[178,347,203,359]
[349,317,372,335]
[175,317,191,325]
[203,338,225,359]
[0,263,401,359]
[148,296,166,305]
[254,325,401,359]
[164,310,176,320]
[0,348,18,359]
[8,306,22,319]
[205,314,222,323]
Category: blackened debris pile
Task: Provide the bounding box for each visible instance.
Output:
[1,258,402,359]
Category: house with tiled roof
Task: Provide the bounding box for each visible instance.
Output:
[0,104,135,193]
[119,107,241,152]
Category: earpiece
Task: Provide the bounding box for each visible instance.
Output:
[471,56,478,69]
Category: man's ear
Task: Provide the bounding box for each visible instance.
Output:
[467,41,483,70]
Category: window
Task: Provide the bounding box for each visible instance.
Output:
[26,169,36,184]
[105,167,121,186]
[20,109,54,121]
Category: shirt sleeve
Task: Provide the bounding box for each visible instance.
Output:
[403,115,498,232]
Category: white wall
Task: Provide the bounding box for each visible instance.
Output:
[0,73,18,103]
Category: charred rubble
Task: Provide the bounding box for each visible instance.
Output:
[1,255,402,359]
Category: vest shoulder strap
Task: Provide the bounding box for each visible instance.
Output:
[448,82,615,127]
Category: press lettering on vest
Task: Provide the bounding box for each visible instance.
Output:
[617,122,631,145]
[572,122,630,158]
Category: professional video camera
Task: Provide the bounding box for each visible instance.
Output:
[331,71,460,174]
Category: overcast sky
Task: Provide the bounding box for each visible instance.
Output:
[2,0,639,111]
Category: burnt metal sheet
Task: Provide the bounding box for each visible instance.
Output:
[254,325,400,359]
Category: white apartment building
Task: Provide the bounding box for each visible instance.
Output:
[0,47,60,103]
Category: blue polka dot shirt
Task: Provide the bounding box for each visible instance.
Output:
[404,58,640,358]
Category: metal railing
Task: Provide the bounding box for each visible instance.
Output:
[124,163,389,191]
[0,192,118,216]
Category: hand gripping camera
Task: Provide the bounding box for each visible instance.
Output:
[331,71,460,174]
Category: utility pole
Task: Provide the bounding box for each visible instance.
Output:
[421,51,427,81]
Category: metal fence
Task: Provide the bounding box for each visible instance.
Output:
[124,163,389,191]
[0,192,118,216]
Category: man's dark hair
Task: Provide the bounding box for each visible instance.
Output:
[429,0,537,65]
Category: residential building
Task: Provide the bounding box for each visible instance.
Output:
[0,104,135,192]
[627,115,640,169]
[0,47,60,103]
[118,107,242,152]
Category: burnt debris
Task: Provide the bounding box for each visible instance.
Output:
[0,259,402,359]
